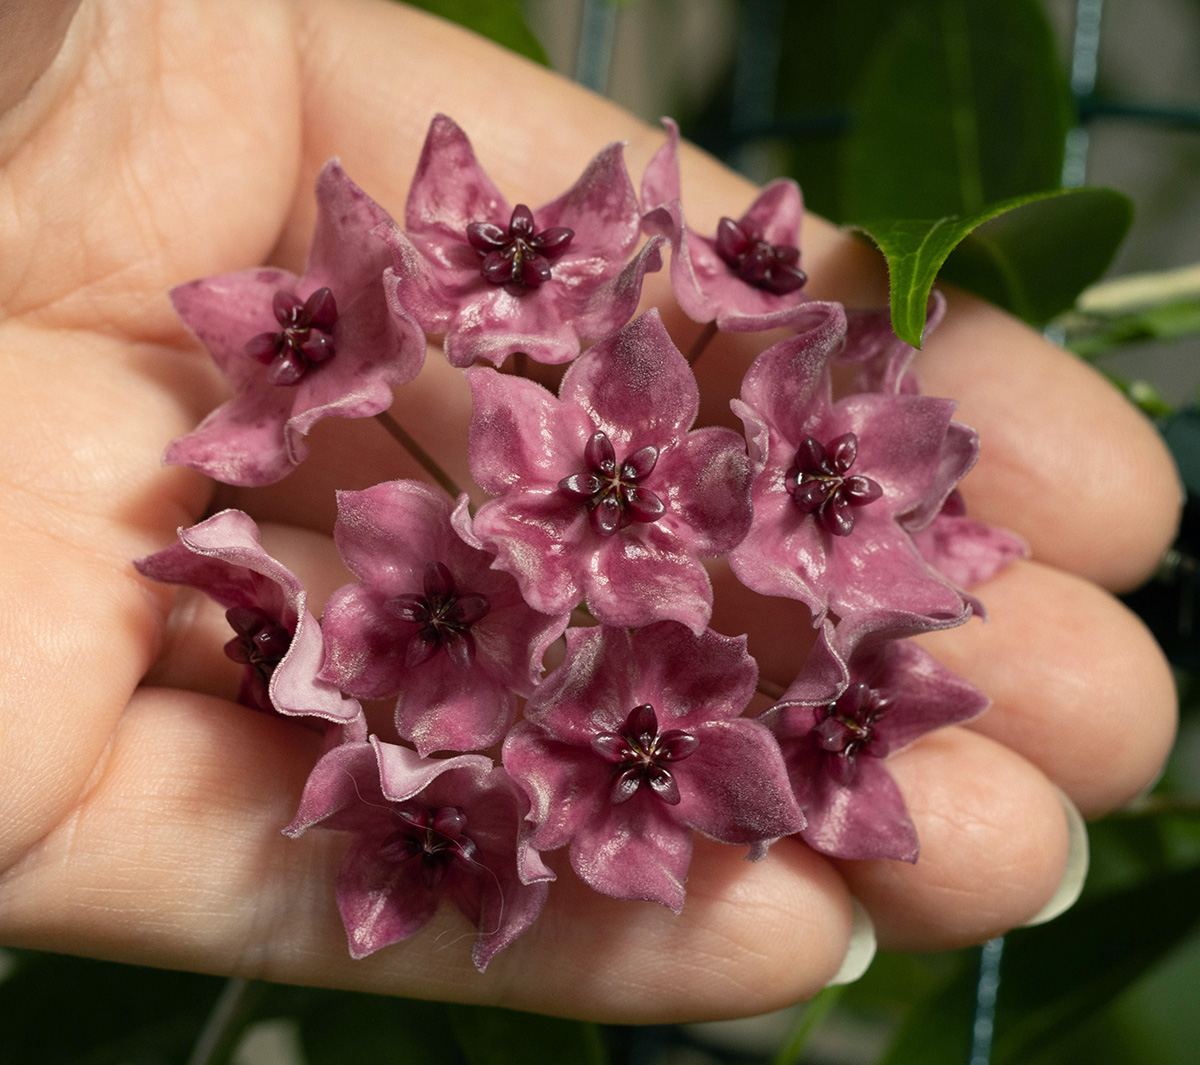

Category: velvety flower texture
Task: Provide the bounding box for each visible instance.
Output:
[166,161,425,486]
[134,510,361,727]
[763,636,989,861]
[729,303,977,640]
[641,118,825,332]
[285,738,552,970]
[318,480,568,755]
[503,623,805,912]
[465,309,754,632]
[381,113,663,367]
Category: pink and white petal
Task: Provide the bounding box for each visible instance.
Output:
[472,877,550,972]
[560,309,697,449]
[337,828,440,959]
[778,620,850,704]
[625,623,756,726]
[315,582,411,699]
[675,719,805,844]
[585,524,714,634]
[306,160,397,289]
[521,627,633,740]
[741,178,803,248]
[738,312,845,445]
[164,384,297,487]
[270,608,361,723]
[394,660,516,755]
[283,741,384,837]
[445,286,584,367]
[472,597,568,695]
[728,487,829,609]
[570,235,664,342]
[656,425,753,555]
[503,724,612,850]
[802,756,919,863]
[639,117,683,212]
[900,421,980,532]
[537,142,640,261]
[382,237,473,333]
[176,509,300,609]
[372,739,495,803]
[569,794,692,911]
[169,269,293,386]
[334,480,449,591]
[405,114,510,260]
[470,493,586,616]
[912,512,1030,589]
[467,369,593,491]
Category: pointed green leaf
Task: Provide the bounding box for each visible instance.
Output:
[851,186,1132,345]
[445,1004,607,1065]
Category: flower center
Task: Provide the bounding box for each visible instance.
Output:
[813,682,889,785]
[244,287,339,386]
[558,430,667,537]
[591,703,699,806]
[223,605,293,712]
[386,561,491,670]
[465,204,574,293]
[785,432,883,536]
[379,804,479,891]
[715,216,807,295]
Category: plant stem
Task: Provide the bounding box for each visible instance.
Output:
[686,321,719,366]
[186,977,263,1065]
[376,410,462,499]
[771,985,844,1065]
[757,677,785,702]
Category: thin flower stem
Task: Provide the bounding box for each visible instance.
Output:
[771,984,844,1065]
[376,410,462,499]
[685,320,719,366]
[186,977,264,1065]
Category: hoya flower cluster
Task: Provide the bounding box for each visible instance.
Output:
[137,116,1022,971]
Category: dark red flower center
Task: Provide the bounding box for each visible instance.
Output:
[223,605,293,713]
[591,703,699,806]
[558,430,667,537]
[785,432,883,536]
[466,204,574,294]
[813,682,889,785]
[379,804,480,891]
[244,287,339,386]
[386,561,491,671]
[715,216,807,295]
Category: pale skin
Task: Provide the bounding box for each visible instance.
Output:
[0,0,1182,1023]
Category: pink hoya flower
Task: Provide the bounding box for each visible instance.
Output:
[318,480,568,755]
[380,113,663,368]
[503,623,805,911]
[729,303,976,641]
[837,292,948,396]
[641,118,822,332]
[166,161,425,486]
[285,738,553,970]
[134,510,361,728]
[465,309,753,633]
[763,635,989,861]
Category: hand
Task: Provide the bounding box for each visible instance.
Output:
[0,0,1179,1022]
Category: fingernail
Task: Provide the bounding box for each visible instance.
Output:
[825,897,876,986]
[1021,785,1089,927]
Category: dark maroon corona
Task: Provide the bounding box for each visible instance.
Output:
[466,204,574,293]
[559,430,666,536]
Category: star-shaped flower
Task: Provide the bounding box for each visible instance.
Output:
[465,309,754,632]
[729,303,977,640]
[166,161,426,486]
[763,635,989,861]
[503,623,805,911]
[318,480,568,755]
[134,510,361,728]
[641,118,824,332]
[285,739,553,970]
[380,113,663,368]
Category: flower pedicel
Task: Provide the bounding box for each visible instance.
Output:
[137,114,1018,972]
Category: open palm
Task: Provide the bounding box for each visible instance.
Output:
[0,0,1180,1022]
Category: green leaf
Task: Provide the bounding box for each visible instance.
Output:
[1061,299,1200,359]
[851,186,1132,345]
[841,0,1072,221]
[402,0,548,66]
[445,1004,607,1065]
